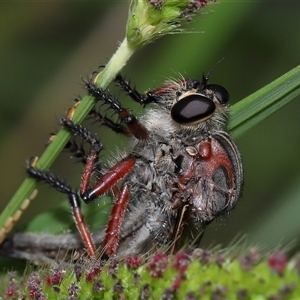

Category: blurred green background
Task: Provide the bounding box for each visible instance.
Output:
[0,0,300,264]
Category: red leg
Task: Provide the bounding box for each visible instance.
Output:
[62,118,136,203]
[26,160,97,257]
[103,184,130,256]
[79,154,135,255]
[81,155,136,203]
[69,194,96,256]
[79,145,99,196]
[78,152,135,255]
[62,119,136,255]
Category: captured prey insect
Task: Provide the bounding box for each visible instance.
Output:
[0,72,243,263]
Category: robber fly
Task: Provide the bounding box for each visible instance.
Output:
[0,72,243,264]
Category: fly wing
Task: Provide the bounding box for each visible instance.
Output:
[211,131,243,212]
[0,230,105,264]
[116,199,178,256]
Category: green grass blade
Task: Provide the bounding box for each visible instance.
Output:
[228,64,300,138]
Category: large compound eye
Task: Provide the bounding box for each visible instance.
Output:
[171,94,216,124]
[205,84,229,104]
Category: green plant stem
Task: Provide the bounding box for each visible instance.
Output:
[0,38,135,238]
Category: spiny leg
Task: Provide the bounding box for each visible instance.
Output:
[62,118,137,255]
[89,109,131,137]
[65,139,89,165]
[114,74,160,105]
[84,76,148,140]
[61,118,136,202]
[26,158,97,257]
[25,120,104,257]
[62,118,103,199]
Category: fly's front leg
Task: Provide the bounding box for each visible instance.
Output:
[89,109,131,137]
[84,76,149,140]
[114,74,160,105]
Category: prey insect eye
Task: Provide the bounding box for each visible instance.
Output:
[171,94,216,124]
[205,84,229,104]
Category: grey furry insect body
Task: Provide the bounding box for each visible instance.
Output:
[112,78,243,255]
